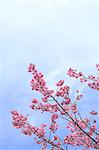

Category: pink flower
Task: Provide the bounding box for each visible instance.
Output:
[96,63,99,71]
[71,104,77,113]
[76,94,83,100]
[32,98,38,104]
[42,97,48,102]
[53,136,59,141]
[49,122,58,133]
[64,98,71,104]
[56,80,64,86]
[51,114,58,122]
[28,63,35,72]
[36,127,46,138]
[90,111,98,115]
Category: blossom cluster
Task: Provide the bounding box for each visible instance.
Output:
[67,64,99,91]
[11,110,46,137]
[28,63,54,102]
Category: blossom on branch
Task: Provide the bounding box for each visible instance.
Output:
[11,64,99,150]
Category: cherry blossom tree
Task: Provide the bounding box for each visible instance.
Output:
[11,63,99,150]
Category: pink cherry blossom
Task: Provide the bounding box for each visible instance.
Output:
[67,67,99,91]
[56,80,64,86]
[90,111,98,115]
[96,64,99,71]
[11,64,99,150]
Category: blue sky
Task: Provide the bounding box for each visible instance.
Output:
[0,1,99,150]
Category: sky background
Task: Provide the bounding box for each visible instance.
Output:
[0,0,99,150]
